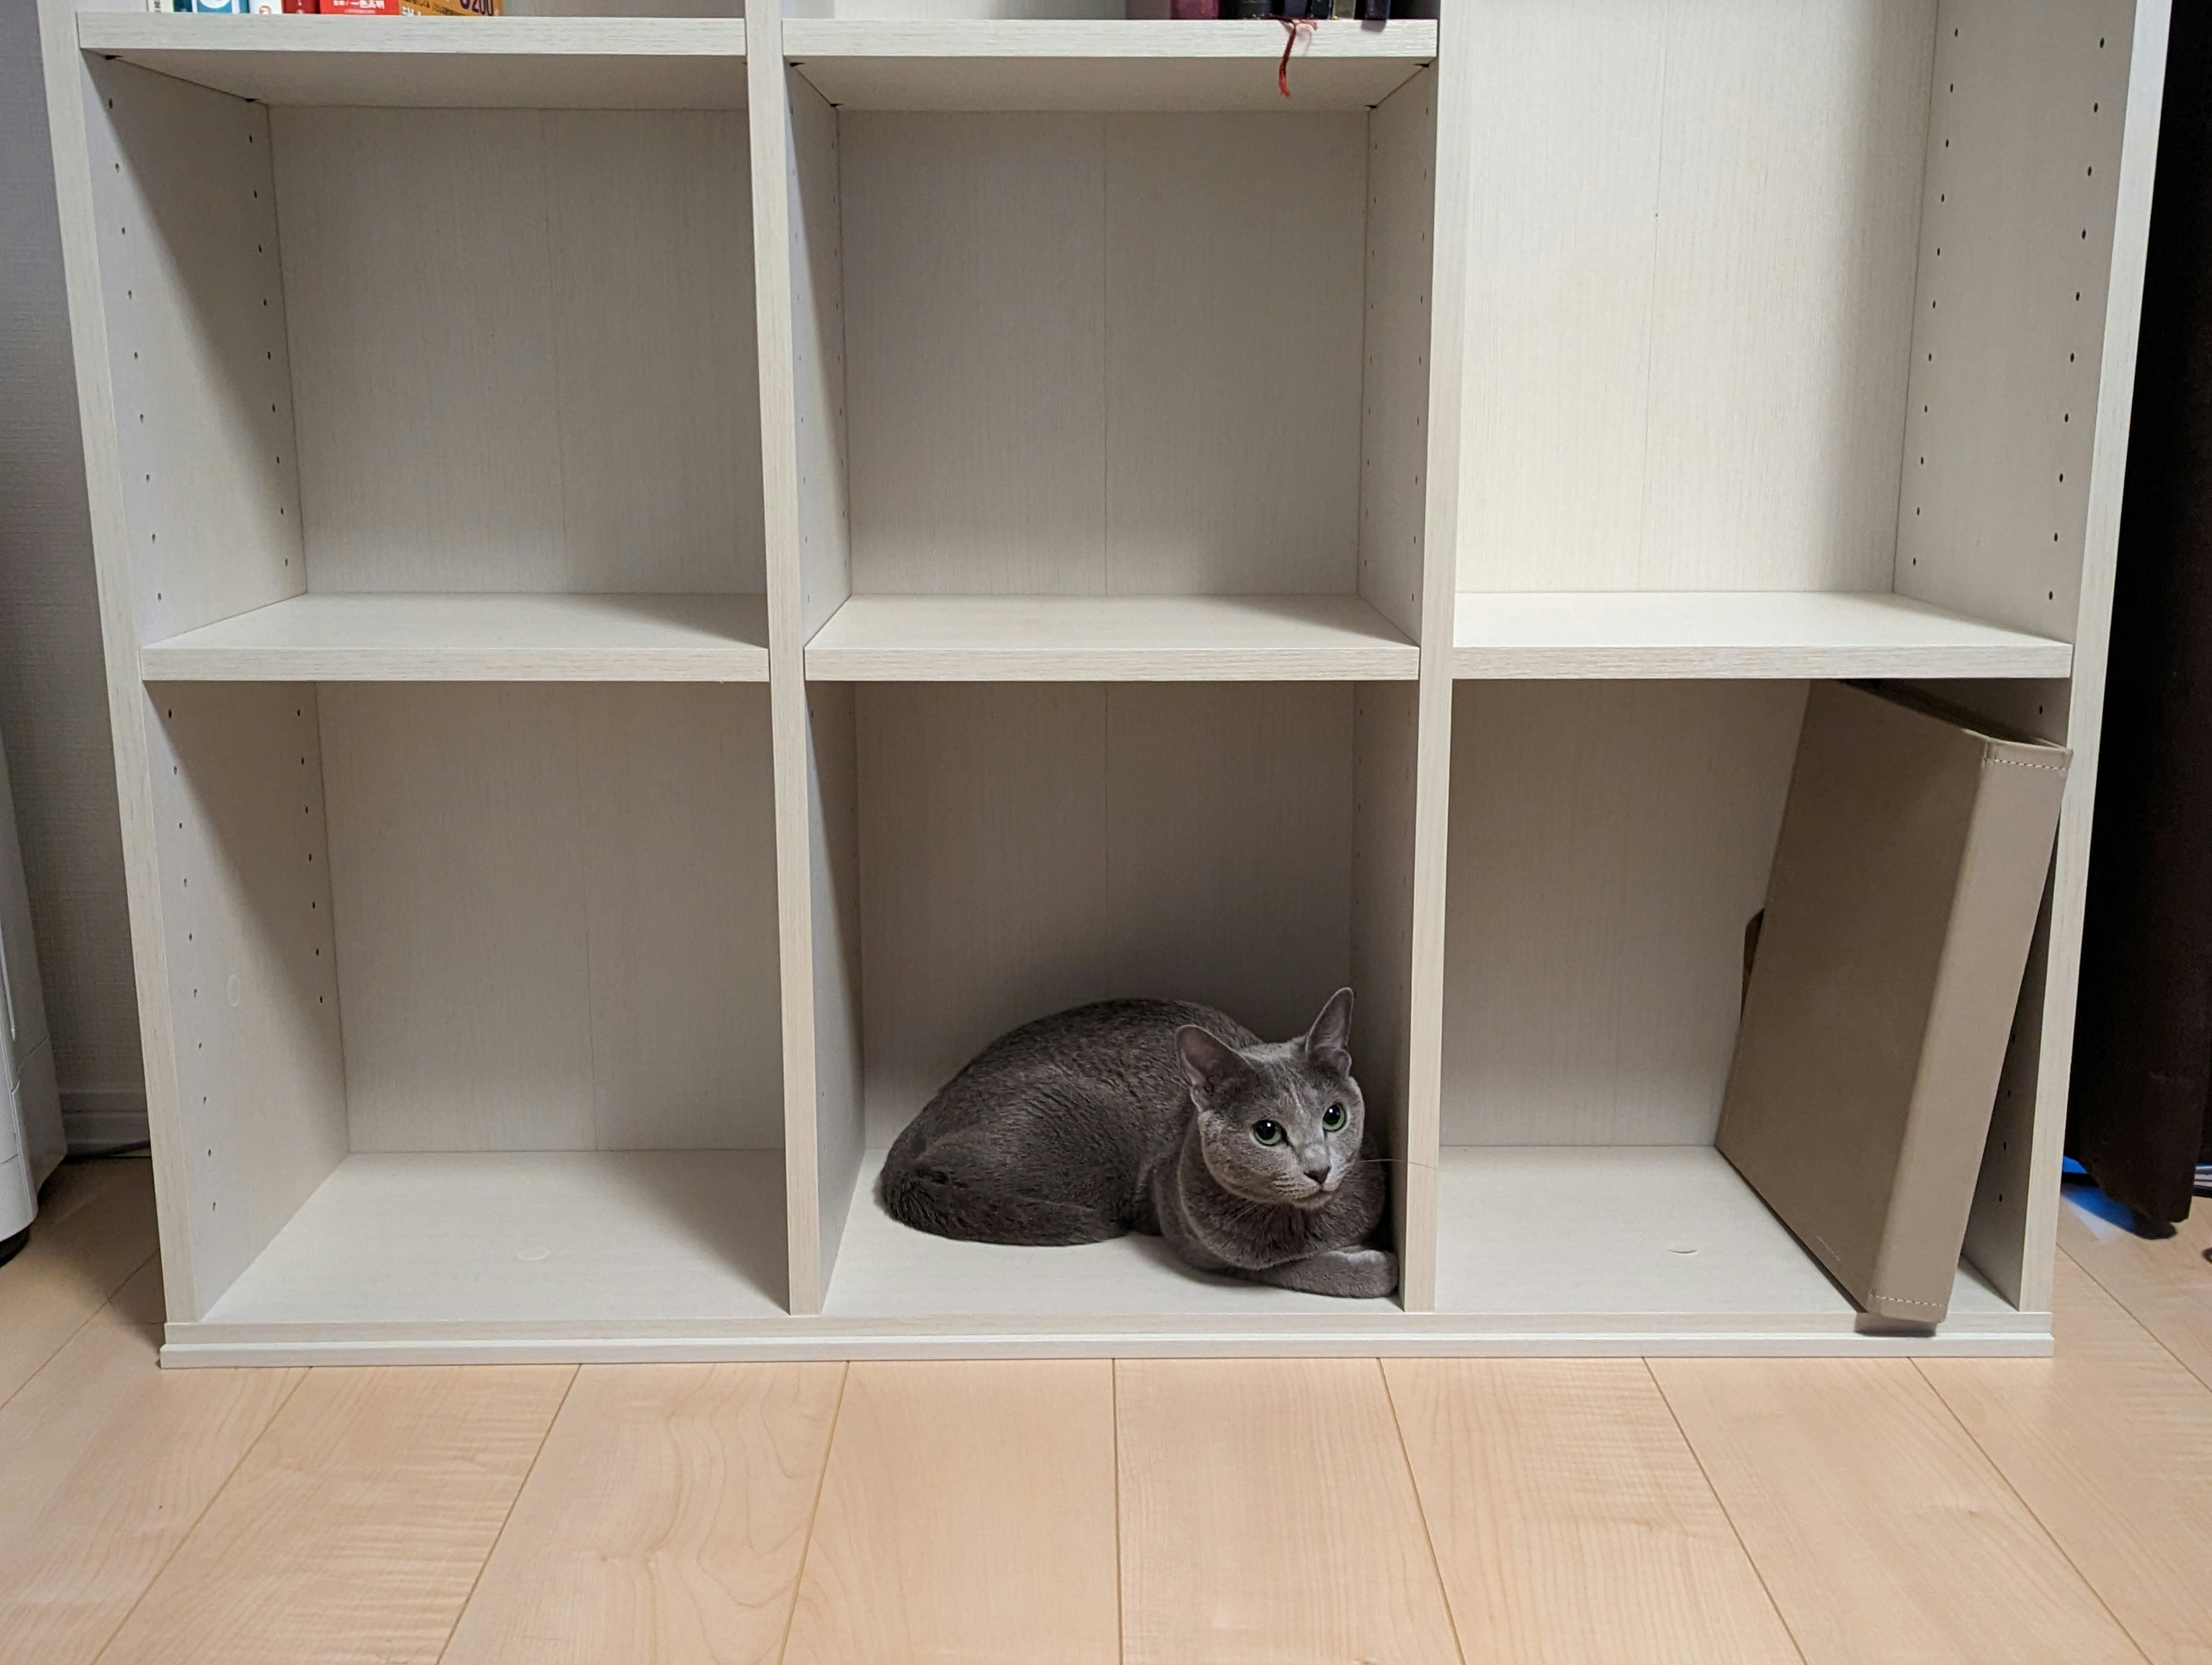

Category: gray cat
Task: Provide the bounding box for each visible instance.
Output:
[880,989,1395,1299]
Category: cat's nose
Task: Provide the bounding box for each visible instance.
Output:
[1301,1155,1332,1186]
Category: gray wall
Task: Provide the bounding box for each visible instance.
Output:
[1,0,147,1147]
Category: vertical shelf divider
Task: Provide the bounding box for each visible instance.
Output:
[1392,4,1478,1314]
[753,9,863,1316]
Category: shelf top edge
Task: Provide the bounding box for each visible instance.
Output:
[781,17,1435,62]
[79,13,748,58]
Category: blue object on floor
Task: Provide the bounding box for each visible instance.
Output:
[2069,1184,2140,1231]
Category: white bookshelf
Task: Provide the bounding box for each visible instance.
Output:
[38,0,2167,1365]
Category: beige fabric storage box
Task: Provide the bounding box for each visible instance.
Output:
[1719,682,2069,1325]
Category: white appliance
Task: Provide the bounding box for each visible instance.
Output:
[0,733,63,1264]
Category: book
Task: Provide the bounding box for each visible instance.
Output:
[1717,681,2069,1325]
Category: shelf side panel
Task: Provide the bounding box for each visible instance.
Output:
[1357,65,1435,643]
[1452,0,1932,593]
[1440,681,1804,1147]
[1895,0,2140,640]
[753,10,840,1314]
[86,57,305,641]
[805,684,866,1302]
[791,71,853,636]
[1351,682,1423,1307]
[146,684,347,1319]
[274,106,762,596]
[1902,1,2171,1313]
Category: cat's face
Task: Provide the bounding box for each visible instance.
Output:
[1178,988,1365,1209]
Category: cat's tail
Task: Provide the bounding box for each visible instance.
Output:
[880,1125,1123,1247]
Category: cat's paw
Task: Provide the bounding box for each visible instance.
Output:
[1253,1245,1398,1298]
[1334,1246,1399,1299]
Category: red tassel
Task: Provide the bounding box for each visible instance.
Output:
[1279,18,1315,99]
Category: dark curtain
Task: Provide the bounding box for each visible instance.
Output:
[2069,7,2212,1227]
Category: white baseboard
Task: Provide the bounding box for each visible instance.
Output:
[62,1087,149,1152]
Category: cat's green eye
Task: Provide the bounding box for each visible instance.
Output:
[1322,1103,1347,1132]
[1251,1120,1285,1146]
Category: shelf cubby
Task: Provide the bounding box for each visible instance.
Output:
[141,678,788,1342]
[75,17,764,678]
[793,677,1421,1327]
[40,0,2168,1360]
[1428,679,2047,1348]
[766,18,1438,686]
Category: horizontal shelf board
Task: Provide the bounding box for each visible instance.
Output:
[823,1150,1397,1320]
[785,19,1434,111]
[202,1150,788,1328]
[139,591,769,682]
[804,593,1418,681]
[169,1144,2043,1359]
[1434,1146,2014,1326]
[1452,591,2074,680]
[156,1318,2052,1366]
[78,14,748,109]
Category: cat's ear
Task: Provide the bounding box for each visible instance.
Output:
[1303,987,1354,1074]
[1178,1025,1248,1108]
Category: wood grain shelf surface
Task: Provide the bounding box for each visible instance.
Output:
[77,13,749,109]
[157,1146,2052,1362]
[139,592,770,682]
[784,19,1435,112]
[195,1151,790,1332]
[823,1151,1397,1323]
[804,593,1419,681]
[1452,590,2074,680]
[1433,1147,2027,1342]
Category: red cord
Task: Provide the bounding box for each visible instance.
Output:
[1279,18,1316,98]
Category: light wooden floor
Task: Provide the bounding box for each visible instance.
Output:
[2,1159,2209,1664]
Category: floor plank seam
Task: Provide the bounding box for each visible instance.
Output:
[1373,1359,1471,1665]
[0,1245,160,1419]
[433,1362,582,1665]
[86,1362,311,1665]
[775,1360,850,1665]
[1110,1358,1126,1665]
[1641,1358,1812,1665]
[2058,1242,2212,1394]
[1908,1357,2157,1665]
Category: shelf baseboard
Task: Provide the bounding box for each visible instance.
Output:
[139,591,770,682]
[804,592,1419,681]
[783,19,1436,112]
[1453,591,2074,680]
[155,1144,2048,1366]
[78,14,749,109]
